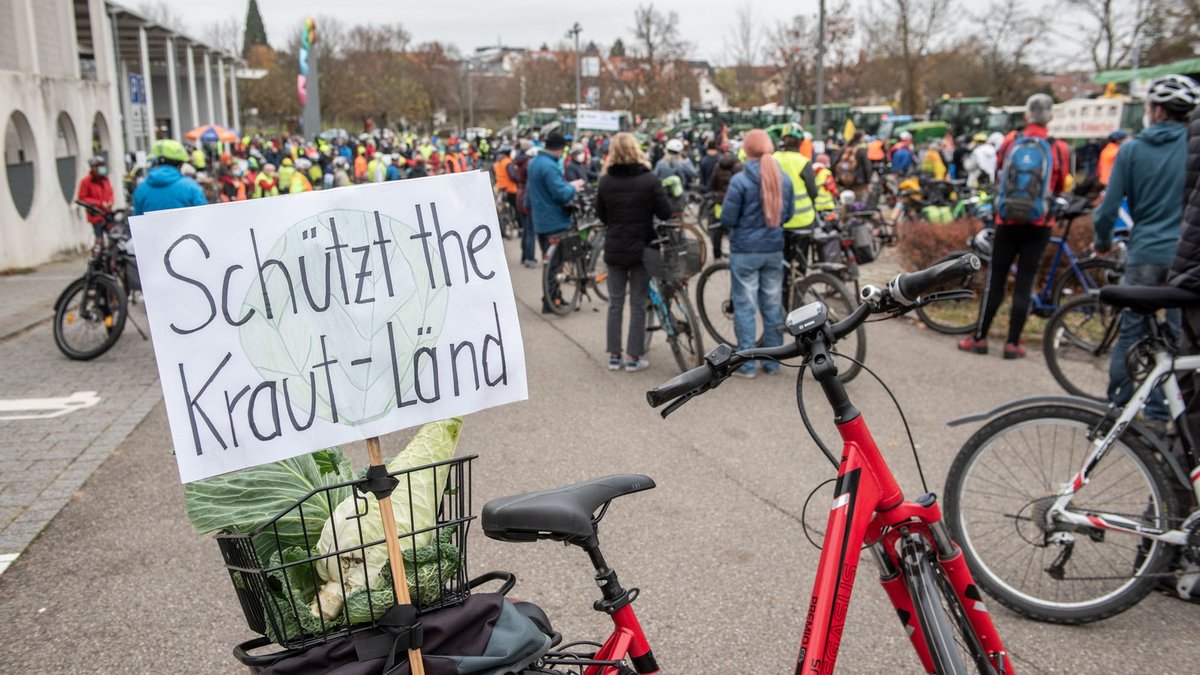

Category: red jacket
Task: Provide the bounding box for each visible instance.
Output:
[77,173,113,225]
[996,124,1070,226]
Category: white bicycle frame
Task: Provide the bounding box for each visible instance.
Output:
[1048,349,1200,546]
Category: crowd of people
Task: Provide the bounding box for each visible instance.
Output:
[76,72,1200,420]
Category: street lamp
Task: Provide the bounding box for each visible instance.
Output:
[813,0,826,145]
[567,22,582,137]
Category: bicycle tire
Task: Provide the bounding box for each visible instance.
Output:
[678,220,709,269]
[1050,258,1123,307]
[663,281,705,372]
[900,535,993,674]
[915,251,987,335]
[792,272,865,383]
[944,405,1177,624]
[695,262,746,347]
[54,275,127,360]
[1043,295,1120,401]
[542,243,581,316]
[588,230,609,302]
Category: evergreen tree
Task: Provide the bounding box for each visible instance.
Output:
[242,0,268,57]
[585,40,599,54]
[610,39,625,57]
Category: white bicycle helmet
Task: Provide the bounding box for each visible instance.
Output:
[665,138,684,153]
[1146,74,1200,114]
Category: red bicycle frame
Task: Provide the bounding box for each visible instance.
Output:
[794,414,1013,674]
[586,603,658,675]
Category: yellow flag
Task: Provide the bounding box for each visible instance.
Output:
[843,118,857,142]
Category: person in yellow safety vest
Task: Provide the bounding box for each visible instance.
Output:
[290,158,314,193]
[277,157,295,194]
[366,153,385,182]
[253,163,279,198]
[921,139,948,180]
[774,127,821,270]
[307,160,323,188]
[774,127,819,231]
[191,146,207,170]
[811,153,839,213]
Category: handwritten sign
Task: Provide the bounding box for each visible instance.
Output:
[131,172,527,482]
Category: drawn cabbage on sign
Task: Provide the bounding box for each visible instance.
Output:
[238,209,448,426]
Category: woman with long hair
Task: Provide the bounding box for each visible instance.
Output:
[595,132,674,371]
[720,129,795,378]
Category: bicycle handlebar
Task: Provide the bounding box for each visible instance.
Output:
[889,254,980,307]
[647,256,983,415]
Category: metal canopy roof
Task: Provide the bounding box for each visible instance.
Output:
[77,0,236,74]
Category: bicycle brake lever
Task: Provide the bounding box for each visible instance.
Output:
[919,289,975,305]
[660,383,713,419]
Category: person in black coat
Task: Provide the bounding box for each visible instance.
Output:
[1169,105,1200,428]
[595,132,673,372]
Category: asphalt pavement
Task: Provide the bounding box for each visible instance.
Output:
[0,239,1196,674]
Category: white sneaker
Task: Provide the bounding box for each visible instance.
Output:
[624,358,649,372]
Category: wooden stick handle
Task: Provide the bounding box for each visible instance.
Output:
[367,436,426,675]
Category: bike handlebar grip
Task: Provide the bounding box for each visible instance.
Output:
[891,254,980,306]
[646,365,713,408]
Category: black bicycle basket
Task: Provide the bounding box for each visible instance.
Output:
[645,238,703,281]
[216,455,475,650]
[558,229,588,258]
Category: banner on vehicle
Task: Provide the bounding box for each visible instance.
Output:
[131,172,528,482]
[576,109,621,131]
[1047,98,1126,139]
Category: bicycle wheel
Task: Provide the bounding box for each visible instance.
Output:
[792,272,865,383]
[944,405,1178,624]
[1043,295,1120,401]
[915,251,987,335]
[54,275,128,360]
[588,230,609,302]
[663,281,705,372]
[1050,258,1123,306]
[900,535,995,675]
[678,220,709,269]
[696,262,746,347]
[542,244,582,316]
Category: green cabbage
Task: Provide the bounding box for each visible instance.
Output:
[311,418,463,620]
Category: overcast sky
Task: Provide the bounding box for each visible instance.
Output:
[164,0,862,64]
[161,0,1090,68]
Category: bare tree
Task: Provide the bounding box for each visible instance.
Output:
[864,0,953,114]
[203,16,243,57]
[766,15,812,109]
[137,0,184,31]
[624,3,694,118]
[724,3,762,67]
[1060,0,1157,71]
[973,0,1049,101]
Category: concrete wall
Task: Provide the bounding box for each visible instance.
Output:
[0,0,125,271]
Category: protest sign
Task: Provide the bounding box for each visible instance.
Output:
[577,109,621,131]
[1047,98,1126,139]
[131,172,527,483]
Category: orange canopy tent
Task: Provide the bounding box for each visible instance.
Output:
[184,124,238,144]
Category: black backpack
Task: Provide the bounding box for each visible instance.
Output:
[256,594,552,675]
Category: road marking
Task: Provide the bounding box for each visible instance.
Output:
[0,391,101,420]
[0,553,18,576]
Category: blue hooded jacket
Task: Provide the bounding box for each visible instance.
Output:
[527,151,577,234]
[720,159,795,253]
[1094,121,1188,267]
[132,165,208,216]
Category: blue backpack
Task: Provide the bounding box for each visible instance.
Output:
[996,135,1054,224]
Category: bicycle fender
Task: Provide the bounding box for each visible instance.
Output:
[948,395,1190,488]
[947,395,1108,427]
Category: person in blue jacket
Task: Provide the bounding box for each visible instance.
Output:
[132,139,208,215]
[721,129,795,378]
[528,130,584,312]
[1094,74,1200,426]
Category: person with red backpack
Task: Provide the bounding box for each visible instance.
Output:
[958,93,1070,359]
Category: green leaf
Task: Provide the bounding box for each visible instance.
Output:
[311,448,351,477]
[184,448,354,555]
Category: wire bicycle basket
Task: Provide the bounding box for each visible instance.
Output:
[216,455,475,650]
[644,238,703,281]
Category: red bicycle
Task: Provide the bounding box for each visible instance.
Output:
[646,254,1012,674]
